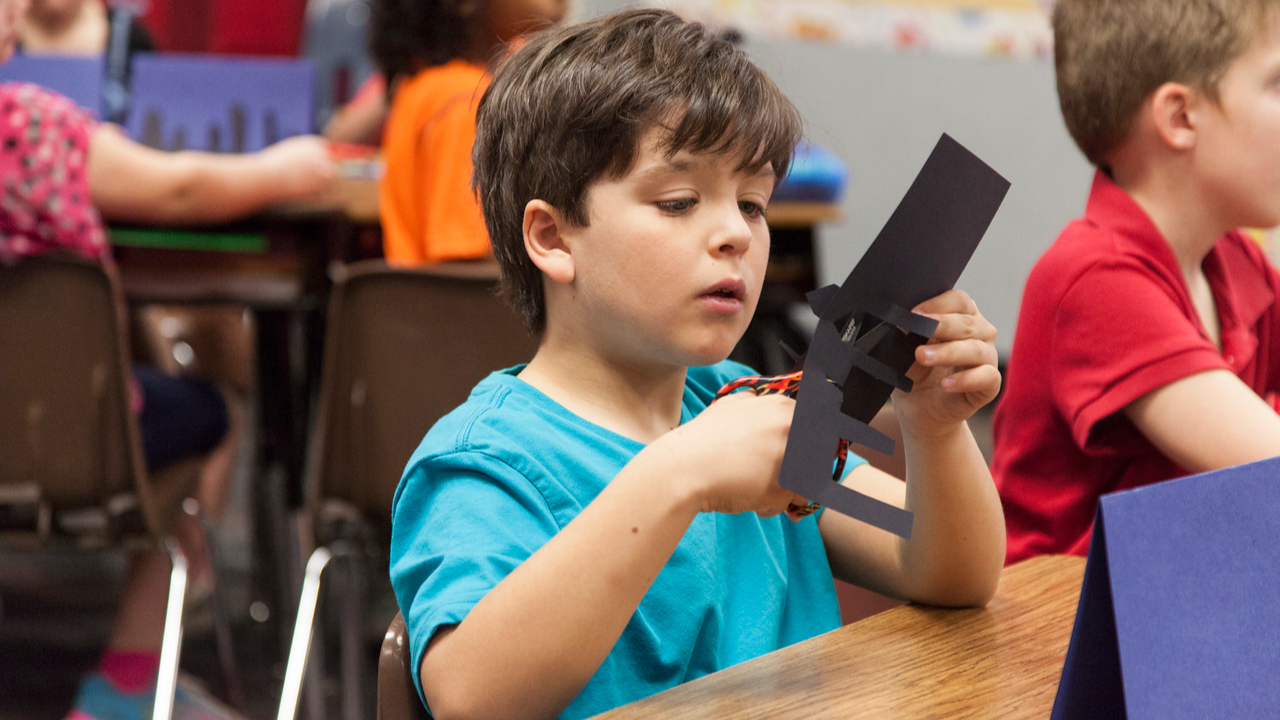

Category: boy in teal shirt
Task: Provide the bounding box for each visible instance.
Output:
[390,9,1007,719]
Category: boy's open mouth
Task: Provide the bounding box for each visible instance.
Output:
[701,278,746,302]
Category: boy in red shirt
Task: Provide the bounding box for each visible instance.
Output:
[993,0,1280,564]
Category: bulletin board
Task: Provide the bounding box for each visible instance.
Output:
[676,0,1053,61]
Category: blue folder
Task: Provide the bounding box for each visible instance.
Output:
[1052,456,1280,719]
[773,141,849,204]
[0,54,104,116]
[126,54,313,153]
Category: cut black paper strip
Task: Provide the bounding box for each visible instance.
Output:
[782,134,1010,538]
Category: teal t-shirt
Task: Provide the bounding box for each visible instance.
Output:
[389,360,862,719]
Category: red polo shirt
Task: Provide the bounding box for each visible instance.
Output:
[992,171,1280,564]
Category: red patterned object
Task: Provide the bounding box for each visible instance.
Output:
[713,371,851,519]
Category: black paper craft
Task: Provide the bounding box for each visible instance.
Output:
[1052,457,1280,720]
[782,134,1009,538]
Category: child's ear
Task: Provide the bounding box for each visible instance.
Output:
[523,199,575,284]
[1150,82,1197,151]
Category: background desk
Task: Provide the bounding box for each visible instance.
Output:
[595,554,1085,720]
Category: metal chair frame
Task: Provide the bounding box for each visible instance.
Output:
[0,254,239,718]
[276,260,538,720]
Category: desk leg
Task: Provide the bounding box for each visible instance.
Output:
[253,307,324,663]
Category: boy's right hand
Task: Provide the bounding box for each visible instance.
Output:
[260,135,336,197]
[653,391,804,518]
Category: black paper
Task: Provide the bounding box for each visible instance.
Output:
[781,134,1010,538]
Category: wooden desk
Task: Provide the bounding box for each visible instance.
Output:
[594,554,1085,720]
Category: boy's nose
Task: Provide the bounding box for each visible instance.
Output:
[711,202,753,256]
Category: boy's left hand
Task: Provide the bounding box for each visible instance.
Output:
[892,289,1000,437]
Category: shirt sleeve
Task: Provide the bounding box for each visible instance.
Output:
[1051,260,1230,456]
[416,91,492,263]
[389,451,560,710]
[0,83,106,264]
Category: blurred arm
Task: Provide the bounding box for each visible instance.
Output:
[87,126,334,225]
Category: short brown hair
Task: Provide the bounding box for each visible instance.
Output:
[473,8,802,334]
[1054,0,1276,167]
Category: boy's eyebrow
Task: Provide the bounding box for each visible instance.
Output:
[632,157,777,183]
[632,158,703,182]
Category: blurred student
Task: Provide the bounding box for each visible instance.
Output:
[993,0,1280,564]
[0,1,332,717]
[371,0,566,264]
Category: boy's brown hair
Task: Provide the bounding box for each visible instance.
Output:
[1054,0,1276,167]
[473,8,802,334]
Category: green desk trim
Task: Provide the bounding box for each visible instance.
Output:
[110,228,267,253]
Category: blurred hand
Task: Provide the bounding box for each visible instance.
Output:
[261,135,335,198]
[652,391,805,518]
[893,289,1001,437]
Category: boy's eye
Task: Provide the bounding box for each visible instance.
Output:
[657,198,696,213]
[739,200,765,219]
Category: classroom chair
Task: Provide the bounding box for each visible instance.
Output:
[376,612,428,720]
[0,254,221,720]
[277,260,538,720]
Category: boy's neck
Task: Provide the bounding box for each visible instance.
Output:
[518,335,690,446]
[1109,153,1228,280]
[25,0,103,51]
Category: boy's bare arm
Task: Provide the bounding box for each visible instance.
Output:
[87,126,333,225]
[419,393,800,720]
[1126,369,1280,473]
[819,290,1006,607]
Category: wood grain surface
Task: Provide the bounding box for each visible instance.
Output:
[592,554,1085,720]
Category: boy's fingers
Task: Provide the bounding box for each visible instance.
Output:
[940,364,1002,398]
[924,310,997,344]
[917,338,998,369]
[912,289,975,317]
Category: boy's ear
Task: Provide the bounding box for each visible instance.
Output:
[1149,82,1197,151]
[523,199,575,284]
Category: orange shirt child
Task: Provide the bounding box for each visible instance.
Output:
[380,60,491,265]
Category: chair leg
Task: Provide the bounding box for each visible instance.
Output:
[339,553,366,720]
[153,538,188,720]
[277,546,334,720]
[183,499,245,708]
[302,615,328,720]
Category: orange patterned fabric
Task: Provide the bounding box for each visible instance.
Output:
[380,60,492,265]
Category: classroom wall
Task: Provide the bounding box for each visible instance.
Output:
[580,0,1096,354]
[747,39,1094,356]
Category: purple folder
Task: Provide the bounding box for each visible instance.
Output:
[126,54,313,153]
[0,54,104,116]
[1052,456,1280,719]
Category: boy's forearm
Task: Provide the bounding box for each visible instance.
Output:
[895,421,1005,606]
[421,447,702,720]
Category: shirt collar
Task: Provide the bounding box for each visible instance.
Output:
[1083,170,1273,360]
[1083,170,1184,277]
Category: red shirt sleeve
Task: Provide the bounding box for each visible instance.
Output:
[1050,258,1231,455]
